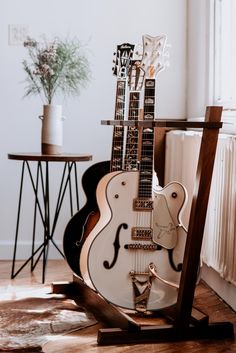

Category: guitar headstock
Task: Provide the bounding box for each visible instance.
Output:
[141,34,167,79]
[112,43,135,79]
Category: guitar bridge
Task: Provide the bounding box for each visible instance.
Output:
[125,243,157,250]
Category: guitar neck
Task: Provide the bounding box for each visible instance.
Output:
[124,91,140,171]
[138,78,155,199]
[110,79,127,171]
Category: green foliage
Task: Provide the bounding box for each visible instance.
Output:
[22,36,91,104]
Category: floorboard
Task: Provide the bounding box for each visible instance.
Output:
[0,260,235,353]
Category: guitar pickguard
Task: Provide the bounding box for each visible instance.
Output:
[152,193,178,249]
[153,182,187,249]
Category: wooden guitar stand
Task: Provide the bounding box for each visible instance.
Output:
[52,106,234,345]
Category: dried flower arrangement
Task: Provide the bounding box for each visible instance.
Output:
[22,36,91,104]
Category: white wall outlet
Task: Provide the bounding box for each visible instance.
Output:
[8,24,29,46]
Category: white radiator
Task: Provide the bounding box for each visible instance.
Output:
[165,130,236,285]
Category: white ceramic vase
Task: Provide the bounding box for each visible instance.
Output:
[39,104,64,155]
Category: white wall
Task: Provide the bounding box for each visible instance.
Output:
[186,0,214,118]
[0,0,187,260]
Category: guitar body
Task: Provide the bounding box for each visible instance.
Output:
[80,170,187,311]
[63,160,110,276]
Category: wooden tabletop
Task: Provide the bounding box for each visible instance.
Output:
[8,153,93,162]
[101,119,223,129]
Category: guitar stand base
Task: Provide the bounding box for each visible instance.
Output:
[51,276,234,346]
[51,275,139,330]
[97,322,234,345]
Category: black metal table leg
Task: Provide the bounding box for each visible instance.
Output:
[11,161,26,279]
[9,153,92,283]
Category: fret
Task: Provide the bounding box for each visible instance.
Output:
[144,98,155,104]
[115,110,125,119]
[140,170,152,175]
[142,140,153,146]
[140,179,152,184]
[114,129,123,138]
[112,165,122,171]
[141,156,152,161]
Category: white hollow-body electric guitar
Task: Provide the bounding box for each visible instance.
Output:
[80,35,188,312]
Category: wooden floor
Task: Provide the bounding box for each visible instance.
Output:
[0,259,235,352]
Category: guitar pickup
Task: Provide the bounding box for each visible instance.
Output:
[133,198,153,210]
[132,227,153,240]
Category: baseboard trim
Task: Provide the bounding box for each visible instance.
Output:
[201,263,236,311]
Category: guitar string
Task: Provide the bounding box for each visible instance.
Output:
[126,88,140,273]
[136,79,155,274]
[126,63,142,276]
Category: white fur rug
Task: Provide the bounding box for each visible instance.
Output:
[0,295,96,351]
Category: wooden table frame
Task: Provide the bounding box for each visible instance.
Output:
[8,153,92,283]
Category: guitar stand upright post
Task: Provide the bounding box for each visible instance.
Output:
[52,106,234,345]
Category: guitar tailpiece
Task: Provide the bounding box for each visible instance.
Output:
[129,269,154,313]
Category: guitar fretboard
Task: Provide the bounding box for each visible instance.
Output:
[124,91,140,170]
[138,78,155,199]
[110,80,126,171]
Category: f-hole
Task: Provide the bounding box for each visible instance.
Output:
[103,223,128,270]
[168,249,183,272]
